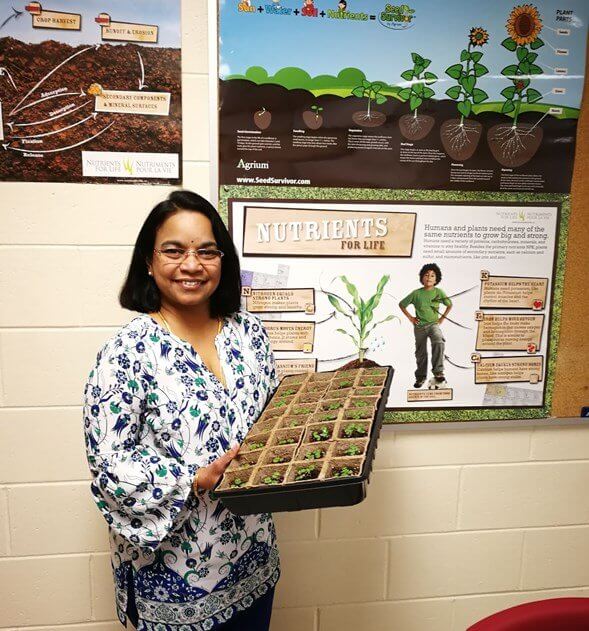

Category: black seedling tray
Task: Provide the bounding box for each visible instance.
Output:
[215,366,394,515]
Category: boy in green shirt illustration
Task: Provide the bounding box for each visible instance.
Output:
[399,263,452,389]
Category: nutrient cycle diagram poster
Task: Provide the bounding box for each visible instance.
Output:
[227,193,567,422]
[215,0,588,193]
[0,1,181,184]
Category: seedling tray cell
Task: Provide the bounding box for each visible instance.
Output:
[216,365,394,514]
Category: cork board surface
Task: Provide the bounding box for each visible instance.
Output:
[552,48,589,417]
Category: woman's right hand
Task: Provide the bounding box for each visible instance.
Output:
[194,444,240,491]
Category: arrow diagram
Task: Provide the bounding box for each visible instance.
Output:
[0,6,23,30]
[444,354,472,370]
[4,120,115,153]
[0,67,17,90]
[11,89,85,116]
[137,51,148,90]
[9,44,98,116]
[11,99,92,128]
[10,112,98,140]
[315,311,336,325]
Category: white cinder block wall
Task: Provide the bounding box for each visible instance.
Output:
[1,1,588,630]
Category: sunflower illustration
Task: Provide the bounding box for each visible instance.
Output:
[507,4,542,46]
[469,27,489,47]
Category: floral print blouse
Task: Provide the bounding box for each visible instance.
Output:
[83,311,280,631]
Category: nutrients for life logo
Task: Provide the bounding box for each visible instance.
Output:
[378,3,415,29]
[123,158,134,175]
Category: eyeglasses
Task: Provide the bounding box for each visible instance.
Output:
[154,247,225,264]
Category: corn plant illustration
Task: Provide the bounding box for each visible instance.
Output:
[398,53,437,140]
[351,80,387,127]
[325,275,396,366]
[487,5,545,167]
[440,27,489,161]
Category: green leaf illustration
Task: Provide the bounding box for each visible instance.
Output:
[526,88,542,103]
[362,79,371,88]
[501,37,517,51]
[472,88,488,104]
[398,87,412,100]
[424,71,437,84]
[446,64,462,79]
[460,49,470,62]
[457,100,472,118]
[401,69,413,81]
[352,86,364,98]
[340,276,361,311]
[471,51,483,62]
[527,52,538,63]
[375,94,387,105]
[501,99,515,113]
[529,64,543,75]
[460,75,476,94]
[516,47,528,62]
[413,82,424,95]
[409,95,422,111]
[474,63,489,77]
[519,61,530,74]
[530,38,544,50]
[445,85,461,100]
[501,86,516,99]
[501,64,518,77]
[422,86,435,99]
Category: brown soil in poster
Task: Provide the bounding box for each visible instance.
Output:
[399,113,434,141]
[0,37,181,184]
[351,110,386,127]
[487,123,543,167]
[440,118,482,161]
[219,79,577,192]
[302,111,323,130]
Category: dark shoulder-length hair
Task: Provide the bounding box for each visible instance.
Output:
[119,190,241,317]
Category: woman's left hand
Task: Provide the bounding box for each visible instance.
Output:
[194,444,240,491]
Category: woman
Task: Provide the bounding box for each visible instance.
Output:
[83,191,280,631]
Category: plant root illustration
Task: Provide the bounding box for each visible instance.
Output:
[351,80,387,127]
[489,5,545,167]
[441,26,489,160]
[253,106,271,129]
[487,122,543,167]
[397,52,437,141]
[302,104,323,129]
[440,118,482,161]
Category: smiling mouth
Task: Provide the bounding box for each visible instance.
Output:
[175,279,206,289]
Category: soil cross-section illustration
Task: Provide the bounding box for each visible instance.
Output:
[0,1,181,184]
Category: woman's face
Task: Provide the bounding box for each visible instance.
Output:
[148,210,222,312]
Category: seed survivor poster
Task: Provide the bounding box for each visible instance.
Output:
[212,1,586,422]
[0,0,181,184]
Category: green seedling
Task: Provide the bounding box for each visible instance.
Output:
[262,471,283,485]
[271,399,288,408]
[351,80,387,122]
[326,275,396,363]
[397,52,437,133]
[338,380,353,389]
[353,400,369,408]
[327,401,343,410]
[230,478,245,488]
[334,466,357,478]
[344,444,362,457]
[304,448,325,460]
[344,422,368,438]
[347,409,369,420]
[278,437,296,445]
[289,420,303,427]
[294,407,312,415]
[294,465,317,481]
[361,379,376,387]
[311,426,331,442]
[318,412,338,421]
[248,441,266,450]
[281,388,297,396]
[272,455,287,464]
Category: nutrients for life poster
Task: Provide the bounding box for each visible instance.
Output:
[222,187,568,423]
[0,1,181,184]
[215,0,588,193]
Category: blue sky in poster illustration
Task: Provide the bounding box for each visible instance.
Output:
[220,0,588,108]
[1,0,180,47]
